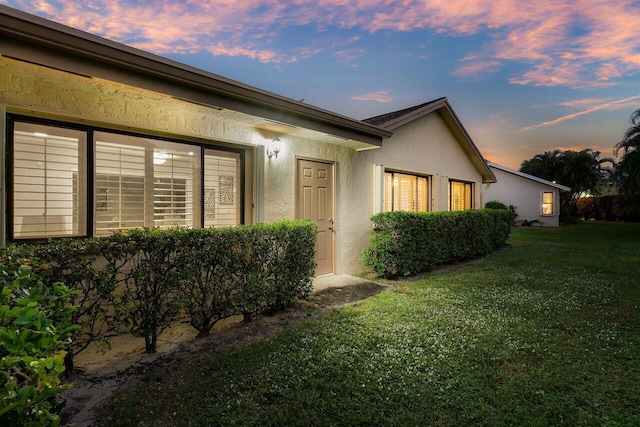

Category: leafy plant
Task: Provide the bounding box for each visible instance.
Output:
[109,228,187,353]
[29,239,118,374]
[0,254,76,426]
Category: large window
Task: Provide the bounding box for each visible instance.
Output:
[449,180,473,211]
[541,192,554,215]
[94,132,201,236]
[384,171,430,212]
[9,117,243,240]
[12,122,87,238]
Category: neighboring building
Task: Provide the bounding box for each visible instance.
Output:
[0,6,495,275]
[360,99,496,215]
[484,162,571,227]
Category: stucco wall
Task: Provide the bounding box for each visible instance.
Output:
[358,112,484,212]
[0,56,369,273]
[1,56,489,275]
[484,168,561,227]
[0,56,261,226]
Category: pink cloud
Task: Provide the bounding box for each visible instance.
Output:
[519,95,640,132]
[350,90,394,103]
[451,56,502,78]
[9,0,640,88]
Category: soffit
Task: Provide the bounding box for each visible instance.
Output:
[0,5,390,150]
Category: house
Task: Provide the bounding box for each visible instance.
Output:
[484,162,571,227]
[0,5,495,276]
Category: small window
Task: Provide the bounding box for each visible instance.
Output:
[384,171,430,212]
[449,180,473,211]
[542,192,554,215]
[204,149,241,227]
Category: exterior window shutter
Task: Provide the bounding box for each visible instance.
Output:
[373,164,384,214]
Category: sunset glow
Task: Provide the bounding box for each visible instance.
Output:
[3,0,639,168]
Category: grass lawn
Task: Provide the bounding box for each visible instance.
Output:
[95,222,640,426]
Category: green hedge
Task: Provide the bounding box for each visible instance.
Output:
[0,221,316,422]
[363,209,514,278]
[1,220,317,358]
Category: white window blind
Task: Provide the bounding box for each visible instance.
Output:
[95,141,146,235]
[450,180,472,211]
[384,171,429,212]
[95,132,200,235]
[204,149,240,227]
[12,123,86,239]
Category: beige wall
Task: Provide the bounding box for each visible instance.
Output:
[338,113,485,273]
[1,56,488,274]
[0,56,368,273]
[484,168,561,227]
[357,112,484,212]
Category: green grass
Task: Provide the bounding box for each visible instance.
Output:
[95,222,640,426]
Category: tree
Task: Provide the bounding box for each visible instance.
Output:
[520,149,614,220]
[519,150,563,182]
[614,108,640,196]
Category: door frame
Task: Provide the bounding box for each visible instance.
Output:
[294,156,336,275]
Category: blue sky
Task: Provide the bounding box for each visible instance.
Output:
[3,0,640,168]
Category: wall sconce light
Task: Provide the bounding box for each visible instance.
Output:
[267,136,281,159]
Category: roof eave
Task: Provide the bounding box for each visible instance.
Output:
[487,162,572,191]
[0,5,391,146]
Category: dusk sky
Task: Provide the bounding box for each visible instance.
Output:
[4,0,640,168]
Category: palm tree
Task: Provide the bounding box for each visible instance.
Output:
[520,150,563,182]
[520,149,614,220]
[614,108,640,196]
[560,149,614,218]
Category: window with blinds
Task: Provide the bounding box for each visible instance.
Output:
[384,171,430,213]
[204,149,241,227]
[12,122,87,239]
[95,141,146,234]
[449,180,473,211]
[94,132,201,236]
[9,117,242,240]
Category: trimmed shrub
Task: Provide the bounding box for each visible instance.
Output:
[485,200,508,210]
[0,220,318,355]
[105,228,188,354]
[267,220,317,311]
[28,239,117,374]
[363,209,513,278]
[176,227,237,338]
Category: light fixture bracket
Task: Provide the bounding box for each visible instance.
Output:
[267,136,281,159]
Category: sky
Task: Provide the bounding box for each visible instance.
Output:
[3,0,640,169]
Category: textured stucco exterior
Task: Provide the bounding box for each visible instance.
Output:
[0,56,370,273]
[1,54,492,275]
[484,166,564,227]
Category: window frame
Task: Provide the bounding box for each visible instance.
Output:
[449,179,473,211]
[6,114,245,242]
[541,191,554,216]
[383,169,431,213]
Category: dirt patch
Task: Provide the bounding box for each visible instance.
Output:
[308,281,387,306]
[60,283,387,426]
